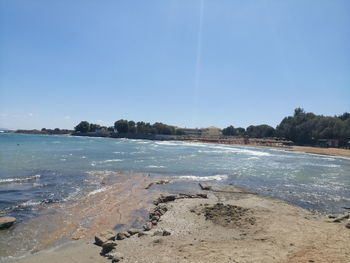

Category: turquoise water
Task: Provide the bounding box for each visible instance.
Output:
[1,133,350,222]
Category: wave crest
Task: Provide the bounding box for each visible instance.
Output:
[0,174,41,184]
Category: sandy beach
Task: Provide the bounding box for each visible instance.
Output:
[14,182,350,263]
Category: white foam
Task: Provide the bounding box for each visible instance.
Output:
[247,157,260,160]
[154,141,181,146]
[197,145,271,157]
[20,200,42,207]
[99,159,123,163]
[0,174,41,184]
[87,186,111,196]
[146,165,165,168]
[177,174,228,181]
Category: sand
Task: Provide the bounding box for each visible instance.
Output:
[289,146,350,158]
[15,184,350,263]
[105,185,350,263]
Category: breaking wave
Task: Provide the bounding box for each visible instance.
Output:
[0,174,41,184]
[177,174,228,181]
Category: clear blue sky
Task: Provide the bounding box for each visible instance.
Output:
[1,0,349,130]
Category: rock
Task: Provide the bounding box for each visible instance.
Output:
[143,222,153,231]
[106,250,123,262]
[196,193,208,198]
[0,216,16,230]
[138,231,147,237]
[127,228,141,235]
[199,183,212,190]
[95,230,116,246]
[162,230,171,236]
[145,180,171,189]
[101,241,117,255]
[333,214,350,223]
[151,215,160,221]
[116,232,130,240]
[111,252,124,262]
[153,194,177,205]
[345,222,350,229]
[105,249,117,259]
[151,220,158,225]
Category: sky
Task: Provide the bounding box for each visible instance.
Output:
[1,0,349,130]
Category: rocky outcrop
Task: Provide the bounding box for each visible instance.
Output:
[97,192,207,262]
[0,216,16,230]
[199,183,212,190]
[153,193,207,205]
[127,229,141,236]
[116,232,130,240]
[145,180,171,189]
[95,230,116,246]
[101,241,117,255]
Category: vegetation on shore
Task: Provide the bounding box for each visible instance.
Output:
[13,108,350,147]
[222,108,350,147]
[74,120,183,135]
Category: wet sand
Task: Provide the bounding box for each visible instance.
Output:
[4,172,159,261]
[289,145,350,158]
[15,184,350,263]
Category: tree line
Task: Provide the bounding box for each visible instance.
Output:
[74,120,182,135]
[222,108,350,146]
[74,108,350,146]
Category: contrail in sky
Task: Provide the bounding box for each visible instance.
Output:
[193,0,204,126]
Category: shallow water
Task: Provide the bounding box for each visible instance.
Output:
[0,133,350,259]
[1,134,350,217]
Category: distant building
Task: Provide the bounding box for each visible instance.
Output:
[179,128,203,136]
[201,126,222,137]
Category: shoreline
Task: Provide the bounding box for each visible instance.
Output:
[14,184,350,263]
[183,139,350,158]
[9,132,350,158]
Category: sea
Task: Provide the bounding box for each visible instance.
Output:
[0,133,350,260]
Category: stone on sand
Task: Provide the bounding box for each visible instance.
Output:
[0,216,16,230]
[95,230,116,246]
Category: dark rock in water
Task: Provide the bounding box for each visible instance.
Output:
[101,241,117,255]
[127,228,141,235]
[95,230,117,246]
[143,222,153,231]
[0,216,16,230]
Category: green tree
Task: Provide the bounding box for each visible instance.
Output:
[74,121,90,133]
[114,119,129,133]
[246,125,275,138]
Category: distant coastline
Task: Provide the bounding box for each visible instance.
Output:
[9,130,350,159]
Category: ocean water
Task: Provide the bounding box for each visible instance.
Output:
[1,133,349,220]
